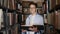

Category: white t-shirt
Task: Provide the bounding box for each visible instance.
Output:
[26,14,44,26]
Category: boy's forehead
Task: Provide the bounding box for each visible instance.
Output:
[30,4,36,7]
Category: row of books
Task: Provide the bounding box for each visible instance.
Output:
[0,0,21,34]
[49,0,60,10]
[0,9,21,30]
[0,0,15,9]
[7,13,18,25]
[48,10,60,30]
[0,10,20,34]
[0,0,22,10]
[0,26,18,34]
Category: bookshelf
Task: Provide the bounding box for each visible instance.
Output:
[0,0,48,34]
[47,0,60,33]
[0,0,22,34]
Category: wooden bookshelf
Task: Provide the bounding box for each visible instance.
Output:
[0,0,22,34]
[47,4,60,34]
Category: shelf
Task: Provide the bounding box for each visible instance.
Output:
[0,0,22,34]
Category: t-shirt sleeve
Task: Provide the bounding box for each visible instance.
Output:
[39,16,44,25]
[25,17,30,25]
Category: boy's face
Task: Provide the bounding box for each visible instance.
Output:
[29,4,36,14]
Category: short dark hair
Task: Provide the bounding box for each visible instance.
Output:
[29,2,37,8]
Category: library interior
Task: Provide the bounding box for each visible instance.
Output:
[0,0,60,34]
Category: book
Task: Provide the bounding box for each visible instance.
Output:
[48,10,60,30]
[9,0,13,9]
[8,0,16,10]
[55,10,60,29]
[7,13,14,26]
[16,14,18,23]
[3,0,7,7]
[49,0,56,10]
[11,26,18,34]
[12,0,16,10]
[0,9,3,30]
[22,15,29,25]
[0,0,4,6]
